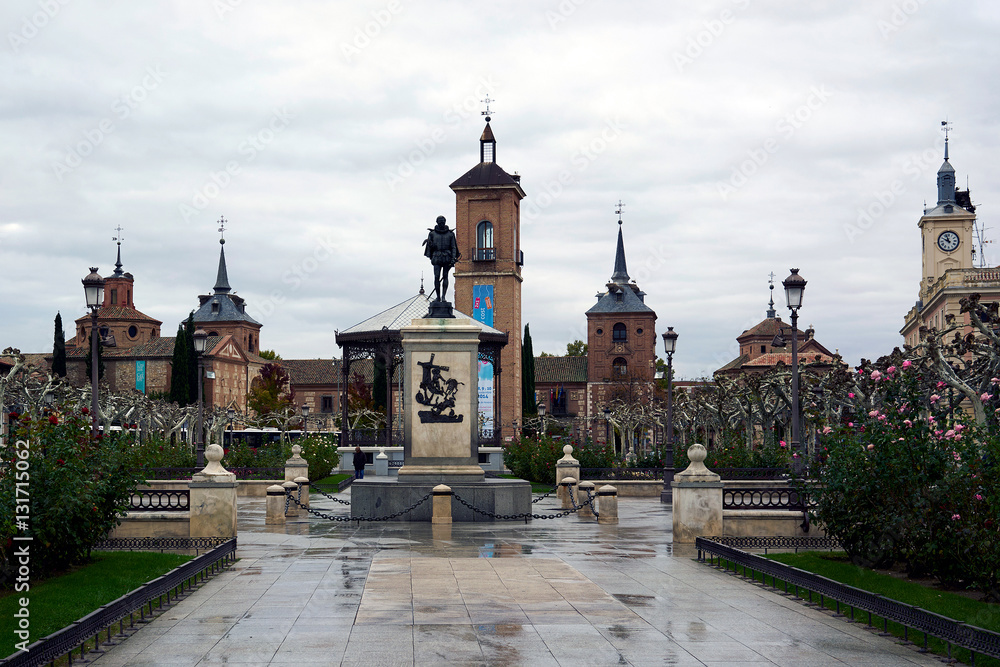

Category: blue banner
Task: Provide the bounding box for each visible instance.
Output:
[135,360,146,393]
[472,285,495,430]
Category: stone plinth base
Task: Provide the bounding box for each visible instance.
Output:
[396,462,485,484]
[351,478,531,522]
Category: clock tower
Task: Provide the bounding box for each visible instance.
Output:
[901,128,982,347]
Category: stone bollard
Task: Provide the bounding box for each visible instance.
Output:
[282,480,300,517]
[265,484,286,525]
[555,444,580,505]
[375,448,388,477]
[285,444,308,482]
[294,476,310,509]
[189,444,238,538]
[597,485,618,525]
[577,481,596,520]
[671,443,723,543]
[432,484,453,524]
[560,476,578,510]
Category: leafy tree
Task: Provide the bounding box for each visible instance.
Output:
[169,324,190,405]
[248,362,294,418]
[52,312,66,377]
[522,324,537,417]
[539,351,553,358]
[566,340,588,356]
[258,349,282,361]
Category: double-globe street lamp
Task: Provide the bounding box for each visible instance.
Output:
[82,268,105,438]
[193,328,208,467]
[660,326,678,504]
[301,403,310,435]
[782,268,807,475]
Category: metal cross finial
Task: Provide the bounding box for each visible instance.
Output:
[218,216,227,243]
[113,225,124,245]
[941,119,952,140]
[768,271,776,286]
[615,200,625,225]
[482,96,494,122]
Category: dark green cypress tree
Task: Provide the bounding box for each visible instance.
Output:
[52,312,67,377]
[184,313,197,406]
[169,324,189,405]
[521,323,536,418]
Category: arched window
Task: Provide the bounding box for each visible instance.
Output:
[476,220,494,261]
[613,357,628,376]
[612,322,627,342]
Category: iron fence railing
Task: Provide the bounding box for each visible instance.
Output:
[1,538,237,667]
[129,489,189,512]
[695,537,1000,662]
[344,429,404,446]
[722,487,807,511]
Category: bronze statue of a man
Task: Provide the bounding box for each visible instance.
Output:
[423,216,460,303]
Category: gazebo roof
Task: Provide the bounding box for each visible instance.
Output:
[336,292,507,345]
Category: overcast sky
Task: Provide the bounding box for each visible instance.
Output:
[3,0,1000,380]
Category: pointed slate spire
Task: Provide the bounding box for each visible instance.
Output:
[112,225,124,277]
[214,238,231,294]
[937,122,956,205]
[611,221,630,284]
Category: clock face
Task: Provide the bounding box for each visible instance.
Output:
[938,231,960,252]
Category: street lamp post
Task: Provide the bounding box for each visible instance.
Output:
[537,402,546,437]
[660,326,678,504]
[782,268,807,476]
[193,328,208,467]
[602,406,611,450]
[301,403,310,436]
[227,407,235,448]
[82,268,105,438]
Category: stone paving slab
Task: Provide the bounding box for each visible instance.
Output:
[88,494,944,666]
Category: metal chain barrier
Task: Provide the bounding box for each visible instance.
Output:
[531,487,559,503]
[451,491,596,521]
[310,484,352,505]
[285,489,432,523]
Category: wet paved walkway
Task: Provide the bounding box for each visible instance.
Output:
[91,493,941,666]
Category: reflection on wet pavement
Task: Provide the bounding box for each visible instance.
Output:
[89,492,943,666]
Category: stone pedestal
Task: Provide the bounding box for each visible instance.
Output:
[555,445,580,505]
[285,444,308,482]
[375,448,389,476]
[189,444,238,538]
[671,444,723,543]
[397,318,484,484]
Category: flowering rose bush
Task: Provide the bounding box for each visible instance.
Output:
[503,435,615,484]
[814,360,1000,599]
[1,407,143,583]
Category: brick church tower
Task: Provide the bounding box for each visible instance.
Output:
[450,116,526,433]
[585,218,658,443]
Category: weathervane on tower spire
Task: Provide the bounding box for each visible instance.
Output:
[767,271,777,319]
[615,200,626,226]
[112,225,125,276]
[481,96,494,122]
[218,216,227,245]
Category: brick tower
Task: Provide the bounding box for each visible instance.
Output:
[450,116,526,434]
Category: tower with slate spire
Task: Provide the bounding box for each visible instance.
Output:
[901,123,981,348]
[450,100,526,430]
[585,206,658,447]
[72,226,162,350]
[192,217,262,355]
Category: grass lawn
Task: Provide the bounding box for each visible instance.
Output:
[0,551,192,657]
[311,472,351,491]
[762,551,1000,666]
[499,474,556,494]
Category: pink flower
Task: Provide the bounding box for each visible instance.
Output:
[954,424,965,432]
[848,422,854,427]
[871,370,881,381]
[779,441,787,448]
[902,360,912,369]
[887,366,896,374]
[848,392,855,399]
[993,377,1000,384]
[952,451,961,461]
[867,444,875,450]
[945,429,955,439]
[930,394,940,404]
[975,494,983,501]
[937,381,946,389]
[928,416,936,423]
[904,419,912,427]
[868,410,879,418]
[982,393,994,401]
[821,426,832,435]
[952,514,961,521]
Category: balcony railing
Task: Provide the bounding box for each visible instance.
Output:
[475,248,495,261]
